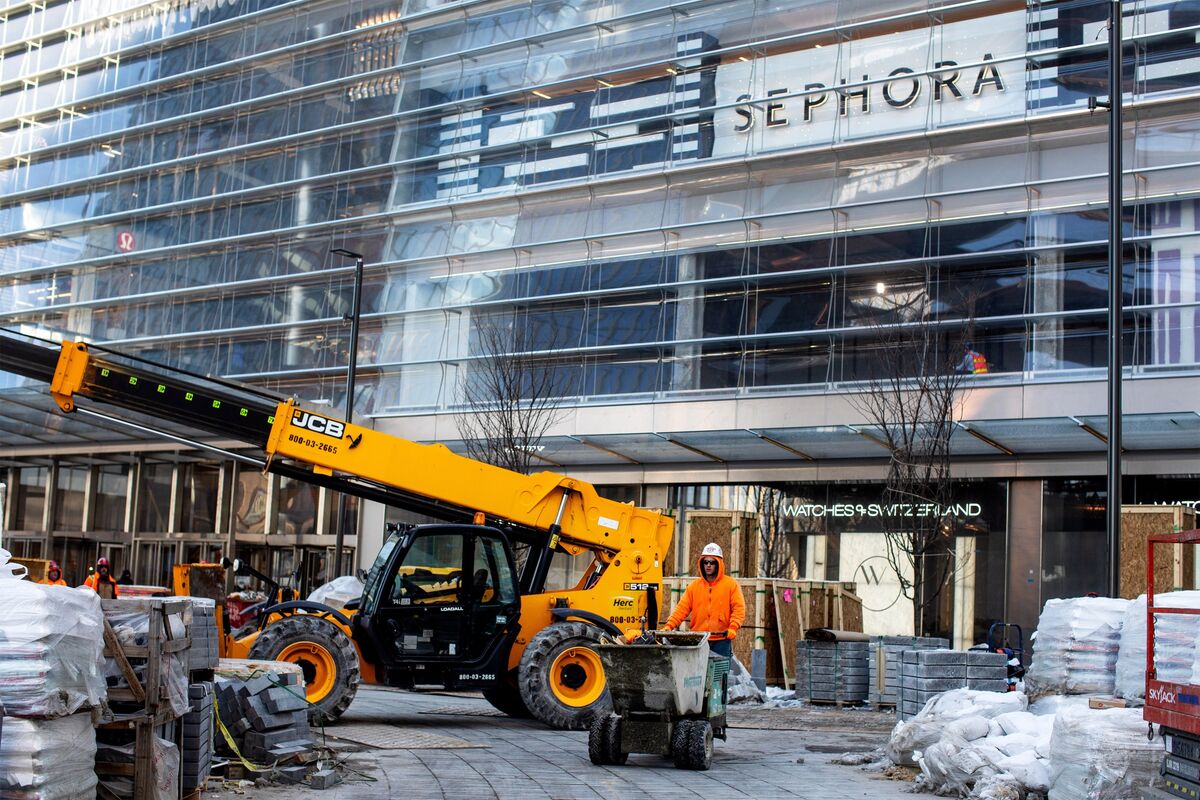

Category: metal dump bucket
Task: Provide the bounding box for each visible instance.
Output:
[597,631,710,718]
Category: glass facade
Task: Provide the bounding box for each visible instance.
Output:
[0,0,1196,414]
[1,0,1199,627]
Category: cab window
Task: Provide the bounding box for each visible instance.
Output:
[391,533,463,605]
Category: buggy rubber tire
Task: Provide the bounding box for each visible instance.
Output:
[674,720,713,770]
[247,614,360,726]
[588,714,628,766]
[483,678,532,718]
[670,720,689,762]
[518,621,612,730]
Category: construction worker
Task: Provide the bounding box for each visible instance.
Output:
[662,542,745,659]
[41,560,67,586]
[959,341,989,374]
[82,557,120,599]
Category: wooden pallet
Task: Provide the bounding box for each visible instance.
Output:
[97,597,192,800]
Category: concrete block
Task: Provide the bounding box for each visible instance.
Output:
[263,686,309,714]
[310,769,341,790]
[916,650,967,665]
[967,651,1007,666]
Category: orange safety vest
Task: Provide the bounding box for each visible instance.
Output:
[970,351,989,374]
[41,577,67,586]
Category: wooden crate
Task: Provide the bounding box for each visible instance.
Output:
[1120,505,1198,598]
[97,597,192,800]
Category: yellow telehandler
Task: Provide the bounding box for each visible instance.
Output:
[4,330,673,730]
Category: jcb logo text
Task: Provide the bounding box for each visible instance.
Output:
[291,410,345,440]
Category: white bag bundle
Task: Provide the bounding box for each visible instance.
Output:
[1026,597,1129,696]
[0,581,106,717]
[0,713,98,800]
[887,688,1027,766]
[308,575,365,609]
[1046,705,1163,800]
[1115,591,1200,702]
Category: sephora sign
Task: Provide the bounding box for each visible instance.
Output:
[713,11,1027,156]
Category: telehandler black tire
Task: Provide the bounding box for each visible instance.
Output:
[482,677,532,718]
[247,614,360,725]
[518,621,612,730]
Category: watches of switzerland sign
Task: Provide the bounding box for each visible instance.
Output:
[713,11,1027,156]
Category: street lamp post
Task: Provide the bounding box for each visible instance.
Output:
[330,248,364,579]
[1092,2,1124,597]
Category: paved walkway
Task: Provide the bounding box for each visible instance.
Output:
[235,687,916,800]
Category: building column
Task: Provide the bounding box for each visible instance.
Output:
[1006,480,1044,638]
[672,253,702,392]
[81,466,97,533]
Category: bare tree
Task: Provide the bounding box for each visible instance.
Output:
[455,307,570,474]
[845,278,972,637]
[750,486,799,579]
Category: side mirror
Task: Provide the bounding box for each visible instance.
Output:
[357,568,368,582]
[220,557,233,570]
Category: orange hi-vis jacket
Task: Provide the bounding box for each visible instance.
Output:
[83,573,120,598]
[663,554,746,641]
[41,577,67,586]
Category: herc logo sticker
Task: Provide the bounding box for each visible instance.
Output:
[612,596,636,609]
[291,410,345,439]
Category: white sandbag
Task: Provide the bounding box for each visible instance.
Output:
[1026,597,1129,696]
[996,750,1052,793]
[1115,592,1200,702]
[887,689,1027,766]
[921,739,996,796]
[308,575,364,609]
[971,773,1025,800]
[1047,705,1163,800]
[0,582,106,717]
[0,713,97,800]
[945,716,992,742]
[987,732,1039,757]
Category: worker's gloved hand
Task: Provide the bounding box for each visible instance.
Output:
[726,629,736,640]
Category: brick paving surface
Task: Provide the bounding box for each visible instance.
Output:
[233,686,915,800]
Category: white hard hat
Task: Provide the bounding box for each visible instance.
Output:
[701,543,723,559]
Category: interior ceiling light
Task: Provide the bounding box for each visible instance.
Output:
[875,282,886,294]
[531,89,551,99]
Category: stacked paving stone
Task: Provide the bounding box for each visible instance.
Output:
[182,682,214,791]
[868,635,949,708]
[898,649,1009,719]
[795,640,869,704]
[215,672,312,764]
[187,599,219,672]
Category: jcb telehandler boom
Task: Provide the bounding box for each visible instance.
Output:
[0,330,674,730]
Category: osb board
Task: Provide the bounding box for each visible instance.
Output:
[840,589,864,632]
[736,513,759,579]
[684,511,737,576]
[1120,507,1197,598]
[773,582,806,689]
[732,579,760,669]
